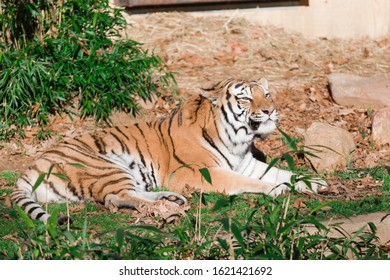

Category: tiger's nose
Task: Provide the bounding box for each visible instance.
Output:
[261,108,274,115]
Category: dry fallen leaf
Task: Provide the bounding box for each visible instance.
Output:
[3,195,12,207]
[292,198,308,211]
[135,200,190,226]
[2,232,19,242]
[68,203,86,214]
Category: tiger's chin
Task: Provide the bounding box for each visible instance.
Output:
[252,120,277,140]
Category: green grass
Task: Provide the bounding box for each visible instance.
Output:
[1,167,389,260]
[0,171,20,186]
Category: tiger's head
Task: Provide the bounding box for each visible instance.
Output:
[202,78,279,140]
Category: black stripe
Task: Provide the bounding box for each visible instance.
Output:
[202,128,233,169]
[11,193,27,204]
[168,107,179,130]
[46,149,116,170]
[211,109,230,151]
[166,113,192,170]
[35,212,46,220]
[134,123,152,155]
[177,110,183,126]
[68,183,82,200]
[149,163,158,188]
[109,131,129,154]
[98,177,131,195]
[221,105,250,137]
[133,123,157,186]
[114,126,130,141]
[138,168,148,187]
[157,121,169,151]
[68,137,94,152]
[79,181,85,199]
[227,101,240,123]
[167,132,193,170]
[151,121,165,148]
[102,186,135,203]
[27,206,42,215]
[191,96,205,124]
[87,180,97,199]
[21,200,36,208]
[234,82,244,89]
[48,181,68,200]
[21,175,34,186]
[92,135,107,154]
[221,105,238,138]
[135,142,146,167]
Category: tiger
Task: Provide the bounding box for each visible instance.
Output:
[11,78,326,223]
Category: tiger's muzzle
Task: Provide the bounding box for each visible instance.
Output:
[248,109,277,131]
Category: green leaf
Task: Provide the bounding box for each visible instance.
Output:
[260,157,280,180]
[199,167,212,185]
[47,163,57,179]
[63,231,76,243]
[14,204,35,228]
[69,163,86,169]
[212,197,231,212]
[116,228,125,249]
[47,208,60,239]
[309,201,337,216]
[278,127,298,151]
[32,173,46,193]
[281,153,295,171]
[52,173,70,181]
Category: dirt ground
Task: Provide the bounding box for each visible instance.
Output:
[2,12,389,186]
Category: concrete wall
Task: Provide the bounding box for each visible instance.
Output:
[194,0,390,39]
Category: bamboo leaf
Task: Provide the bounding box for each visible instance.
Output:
[69,163,86,169]
[32,172,46,193]
[52,173,70,181]
[47,163,57,179]
[282,153,295,171]
[14,204,35,228]
[199,167,212,185]
[309,201,337,216]
[212,197,231,212]
[260,157,280,180]
[278,127,298,151]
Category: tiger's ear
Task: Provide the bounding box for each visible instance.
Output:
[258,78,269,92]
[200,87,219,106]
[201,79,233,106]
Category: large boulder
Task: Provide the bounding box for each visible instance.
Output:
[328,73,390,109]
[304,122,355,172]
[372,107,390,145]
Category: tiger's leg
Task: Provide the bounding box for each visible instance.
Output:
[236,153,327,195]
[104,190,187,209]
[91,162,187,209]
[168,167,278,196]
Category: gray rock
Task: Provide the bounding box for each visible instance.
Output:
[304,122,355,172]
[372,107,390,145]
[328,73,390,109]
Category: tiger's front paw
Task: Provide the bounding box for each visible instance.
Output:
[268,183,290,196]
[268,178,328,196]
[294,178,328,194]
